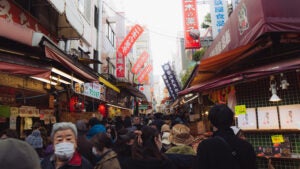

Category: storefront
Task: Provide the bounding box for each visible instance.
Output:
[179,0,300,168]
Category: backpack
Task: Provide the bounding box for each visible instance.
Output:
[215,136,241,169]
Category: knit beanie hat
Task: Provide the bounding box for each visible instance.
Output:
[208,104,234,129]
[0,138,41,169]
[25,129,43,148]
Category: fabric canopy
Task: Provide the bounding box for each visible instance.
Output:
[187,0,300,89]
[43,41,97,82]
[0,62,51,78]
[116,82,147,100]
[179,57,300,95]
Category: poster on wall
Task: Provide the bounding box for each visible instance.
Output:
[279,104,300,129]
[257,106,279,129]
[237,108,257,129]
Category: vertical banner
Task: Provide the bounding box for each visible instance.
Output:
[182,0,201,49]
[131,51,149,74]
[116,24,144,77]
[161,63,181,100]
[137,64,152,83]
[162,75,176,101]
[210,0,228,39]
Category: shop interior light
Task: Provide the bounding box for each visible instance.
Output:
[50,76,71,85]
[30,77,57,85]
[269,75,281,102]
[51,68,84,84]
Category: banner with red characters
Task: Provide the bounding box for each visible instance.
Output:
[182,0,201,49]
[131,51,149,74]
[116,24,144,77]
[137,64,152,83]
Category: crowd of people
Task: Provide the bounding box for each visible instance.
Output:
[0,104,257,169]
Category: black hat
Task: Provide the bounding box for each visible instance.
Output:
[208,104,234,129]
[0,138,41,169]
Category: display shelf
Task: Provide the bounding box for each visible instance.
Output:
[257,153,300,160]
[243,129,300,133]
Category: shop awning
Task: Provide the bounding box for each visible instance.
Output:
[0,61,51,78]
[43,41,97,82]
[188,0,300,87]
[179,57,300,95]
[99,77,120,93]
[116,82,147,100]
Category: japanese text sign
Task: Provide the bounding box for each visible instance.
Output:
[137,64,152,83]
[182,0,201,49]
[210,0,228,38]
[132,51,149,74]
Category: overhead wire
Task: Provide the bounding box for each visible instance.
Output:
[102,1,183,41]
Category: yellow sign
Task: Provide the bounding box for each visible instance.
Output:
[99,77,120,93]
[271,135,284,143]
[235,105,246,116]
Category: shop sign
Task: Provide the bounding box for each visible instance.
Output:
[271,135,284,144]
[83,83,101,99]
[9,116,16,129]
[0,0,53,40]
[209,0,228,38]
[10,107,18,117]
[137,64,152,83]
[161,63,181,100]
[19,106,39,117]
[116,24,144,77]
[132,51,149,74]
[182,0,201,49]
[235,105,246,116]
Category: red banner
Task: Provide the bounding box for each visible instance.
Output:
[131,51,149,74]
[116,24,144,77]
[137,64,152,83]
[182,0,201,49]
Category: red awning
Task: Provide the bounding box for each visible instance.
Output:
[179,57,300,96]
[185,0,300,92]
[0,62,51,78]
[43,41,97,82]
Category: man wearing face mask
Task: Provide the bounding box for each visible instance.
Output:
[41,122,93,169]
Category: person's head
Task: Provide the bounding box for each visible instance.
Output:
[133,116,141,125]
[123,116,132,128]
[169,124,194,146]
[32,122,41,130]
[208,104,234,130]
[92,133,113,156]
[0,138,41,169]
[88,117,101,128]
[132,126,163,160]
[0,129,18,139]
[76,119,88,133]
[51,122,78,161]
[161,124,170,133]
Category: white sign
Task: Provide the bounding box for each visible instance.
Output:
[83,83,101,99]
[257,106,279,129]
[279,104,300,129]
[237,108,257,130]
[210,0,228,39]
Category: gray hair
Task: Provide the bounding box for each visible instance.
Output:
[50,122,78,140]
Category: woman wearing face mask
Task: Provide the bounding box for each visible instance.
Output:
[92,133,121,169]
[123,126,176,169]
[41,122,93,169]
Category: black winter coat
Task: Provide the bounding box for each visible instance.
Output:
[194,129,257,169]
[122,158,176,169]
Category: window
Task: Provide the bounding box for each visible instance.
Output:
[106,20,115,46]
[93,50,99,72]
[94,6,99,29]
[78,0,91,23]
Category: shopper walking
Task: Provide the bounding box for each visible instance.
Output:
[194,104,257,169]
[92,133,121,169]
[123,126,175,169]
[41,122,93,169]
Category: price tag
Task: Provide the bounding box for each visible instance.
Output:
[271,135,284,143]
[235,105,246,116]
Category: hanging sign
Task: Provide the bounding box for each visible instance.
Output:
[182,0,201,49]
[137,64,152,83]
[209,0,228,38]
[83,83,101,99]
[116,24,144,77]
[235,105,246,116]
[131,51,149,74]
[271,135,284,144]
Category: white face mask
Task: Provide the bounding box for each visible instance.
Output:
[55,142,75,161]
[92,147,98,156]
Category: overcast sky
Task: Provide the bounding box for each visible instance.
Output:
[121,0,210,75]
